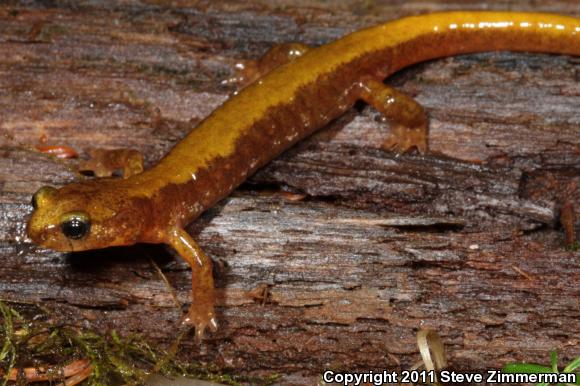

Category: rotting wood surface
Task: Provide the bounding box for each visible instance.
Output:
[0,1,578,384]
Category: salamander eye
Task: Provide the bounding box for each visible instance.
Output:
[60,212,91,240]
[32,186,58,209]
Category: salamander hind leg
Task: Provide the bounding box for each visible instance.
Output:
[357,79,429,154]
[167,228,218,342]
[232,43,310,88]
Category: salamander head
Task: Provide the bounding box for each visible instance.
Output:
[27,181,151,252]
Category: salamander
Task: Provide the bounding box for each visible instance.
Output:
[26,11,580,340]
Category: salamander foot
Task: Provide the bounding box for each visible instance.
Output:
[183,306,218,342]
[356,78,429,154]
[383,122,429,154]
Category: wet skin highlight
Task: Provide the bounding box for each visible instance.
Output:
[27,12,580,339]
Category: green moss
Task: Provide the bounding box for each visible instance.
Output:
[0,301,277,385]
[504,351,580,386]
[0,301,19,386]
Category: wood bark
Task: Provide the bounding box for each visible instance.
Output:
[0,1,578,384]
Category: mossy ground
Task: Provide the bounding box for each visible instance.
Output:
[0,301,277,385]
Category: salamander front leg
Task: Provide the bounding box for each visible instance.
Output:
[357,79,429,154]
[167,228,217,341]
[78,148,144,178]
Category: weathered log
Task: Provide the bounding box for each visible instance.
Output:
[0,1,578,384]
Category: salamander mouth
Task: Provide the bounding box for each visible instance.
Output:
[26,219,74,252]
[26,220,45,245]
